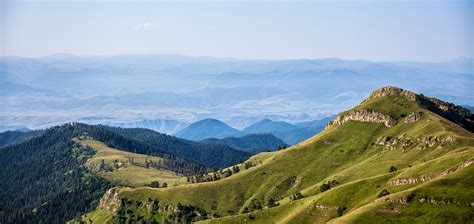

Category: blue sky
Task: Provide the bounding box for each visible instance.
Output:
[1,0,472,61]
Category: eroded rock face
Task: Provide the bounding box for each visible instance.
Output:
[314,204,336,210]
[388,159,473,186]
[368,86,418,102]
[331,109,396,128]
[375,134,454,151]
[375,136,412,151]
[388,177,428,186]
[405,111,422,123]
[391,195,473,207]
[414,135,453,150]
[99,187,123,212]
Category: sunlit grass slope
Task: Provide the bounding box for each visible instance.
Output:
[80,86,474,223]
[75,138,186,187]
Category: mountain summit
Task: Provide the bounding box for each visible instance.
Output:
[176,118,241,141]
[326,86,473,131]
[80,86,474,223]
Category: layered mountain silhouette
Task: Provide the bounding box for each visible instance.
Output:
[175,118,241,141]
[176,117,333,145]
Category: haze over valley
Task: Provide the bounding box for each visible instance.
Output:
[1,54,472,134]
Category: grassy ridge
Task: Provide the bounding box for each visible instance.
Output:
[75,138,186,187]
[79,88,474,223]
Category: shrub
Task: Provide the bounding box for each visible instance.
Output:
[320,183,331,192]
[267,198,279,207]
[149,181,160,188]
[290,191,304,201]
[389,166,397,173]
[378,189,390,198]
[337,206,347,216]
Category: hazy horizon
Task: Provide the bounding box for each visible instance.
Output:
[1,0,473,61]
[1,52,473,63]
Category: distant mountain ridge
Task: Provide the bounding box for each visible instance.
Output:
[110,119,189,135]
[176,116,333,145]
[241,118,331,145]
[2,55,473,132]
[175,118,242,141]
[200,133,287,154]
[243,119,297,133]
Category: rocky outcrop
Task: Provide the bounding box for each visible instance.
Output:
[375,135,413,151]
[368,86,473,132]
[405,111,422,123]
[99,187,123,212]
[388,176,431,186]
[314,204,336,210]
[415,135,454,150]
[331,109,396,128]
[388,159,473,186]
[375,134,454,151]
[368,86,418,101]
[390,194,473,207]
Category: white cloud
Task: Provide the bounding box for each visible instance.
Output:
[133,22,153,31]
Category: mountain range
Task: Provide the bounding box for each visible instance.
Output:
[110,119,190,135]
[175,116,333,145]
[1,54,472,132]
[176,119,241,141]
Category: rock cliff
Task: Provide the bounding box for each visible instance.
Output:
[99,187,125,213]
[330,109,396,128]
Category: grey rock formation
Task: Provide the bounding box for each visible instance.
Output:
[330,109,396,128]
[99,187,125,212]
[367,86,418,101]
[405,111,422,123]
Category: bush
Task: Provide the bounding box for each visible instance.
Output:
[389,166,397,173]
[267,198,279,208]
[149,181,160,188]
[378,189,390,198]
[290,191,304,201]
[320,183,331,192]
[337,206,347,216]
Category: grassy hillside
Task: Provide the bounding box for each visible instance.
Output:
[0,123,208,223]
[75,138,186,187]
[78,86,474,223]
[105,126,251,169]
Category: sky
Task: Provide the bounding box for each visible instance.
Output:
[0,0,473,61]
